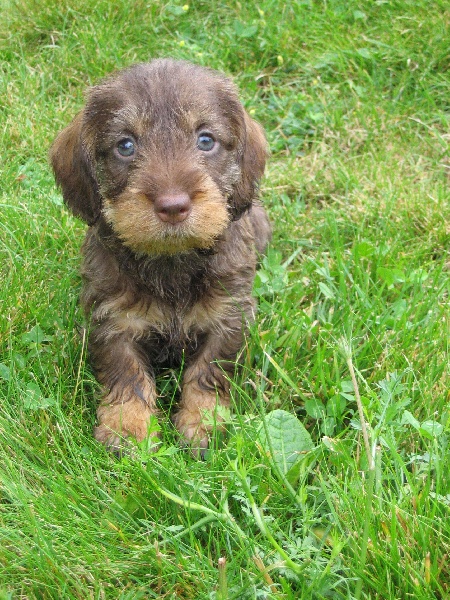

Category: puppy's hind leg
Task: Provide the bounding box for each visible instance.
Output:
[90,328,158,453]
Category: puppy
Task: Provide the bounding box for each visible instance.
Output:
[50,59,271,453]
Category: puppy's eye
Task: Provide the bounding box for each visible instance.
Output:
[197,132,216,152]
[116,138,135,158]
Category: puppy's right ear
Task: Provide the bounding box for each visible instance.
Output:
[50,113,101,225]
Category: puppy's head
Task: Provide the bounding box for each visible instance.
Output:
[50,59,267,255]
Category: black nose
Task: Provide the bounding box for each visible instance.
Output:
[153,192,192,224]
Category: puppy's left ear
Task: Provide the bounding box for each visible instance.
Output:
[49,112,102,226]
[230,112,268,220]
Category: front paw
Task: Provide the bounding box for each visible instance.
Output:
[172,404,226,456]
[95,397,159,453]
[172,408,210,449]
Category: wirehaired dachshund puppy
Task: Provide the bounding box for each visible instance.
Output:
[50,58,271,453]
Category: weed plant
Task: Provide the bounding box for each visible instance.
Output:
[0,0,449,598]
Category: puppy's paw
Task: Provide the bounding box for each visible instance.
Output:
[95,397,159,453]
[173,409,209,446]
[172,406,225,457]
[94,426,131,455]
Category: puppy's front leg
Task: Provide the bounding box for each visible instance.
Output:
[90,326,158,451]
[173,330,242,451]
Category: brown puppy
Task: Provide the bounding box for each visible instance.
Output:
[50,59,271,453]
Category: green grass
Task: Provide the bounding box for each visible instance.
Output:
[1,0,449,597]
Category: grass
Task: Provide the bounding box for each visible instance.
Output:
[0,0,449,597]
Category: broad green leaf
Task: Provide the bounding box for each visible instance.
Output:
[376,267,406,286]
[23,382,55,411]
[353,10,367,20]
[304,398,325,420]
[401,410,420,430]
[354,241,374,258]
[318,282,335,299]
[258,409,314,476]
[21,325,53,346]
[0,363,11,381]
[419,420,444,439]
[341,380,354,393]
[356,47,373,59]
[233,21,258,38]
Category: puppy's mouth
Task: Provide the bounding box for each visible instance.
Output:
[102,184,230,256]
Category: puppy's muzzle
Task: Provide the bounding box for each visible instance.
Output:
[153,192,192,224]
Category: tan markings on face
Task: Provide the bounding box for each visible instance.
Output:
[102,177,230,256]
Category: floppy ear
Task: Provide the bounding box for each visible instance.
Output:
[49,112,101,225]
[230,112,268,220]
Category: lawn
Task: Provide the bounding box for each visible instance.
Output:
[0,0,449,598]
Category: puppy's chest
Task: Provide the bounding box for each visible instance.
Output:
[93,248,235,345]
[112,292,231,345]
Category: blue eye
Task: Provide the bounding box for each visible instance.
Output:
[197,132,216,152]
[116,138,135,158]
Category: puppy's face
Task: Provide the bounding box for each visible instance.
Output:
[50,59,267,255]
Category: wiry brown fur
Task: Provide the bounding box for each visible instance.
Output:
[50,59,271,453]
